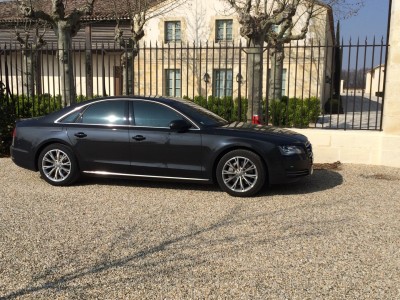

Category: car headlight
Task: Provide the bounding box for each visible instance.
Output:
[278,145,304,156]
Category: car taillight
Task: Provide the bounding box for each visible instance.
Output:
[12,128,16,144]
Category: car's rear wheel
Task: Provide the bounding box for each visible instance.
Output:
[216,149,266,197]
[38,144,79,186]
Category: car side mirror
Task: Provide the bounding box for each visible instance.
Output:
[169,119,191,132]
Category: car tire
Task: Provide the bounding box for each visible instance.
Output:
[216,149,266,197]
[38,144,80,186]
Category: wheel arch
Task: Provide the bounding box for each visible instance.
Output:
[211,145,270,184]
[34,140,76,171]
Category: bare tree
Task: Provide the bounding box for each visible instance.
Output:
[15,19,47,98]
[225,0,364,121]
[114,0,186,95]
[186,0,209,44]
[186,0,209,95]
[19,0,95,106]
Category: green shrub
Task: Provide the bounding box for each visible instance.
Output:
[184,95,248,122]
[0,83,16,156]
[269,97,321,127]
[0,103,16,156]
[185,95,319,126]
[14,94,62,118]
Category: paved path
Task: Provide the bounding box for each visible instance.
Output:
[316,93,383,130]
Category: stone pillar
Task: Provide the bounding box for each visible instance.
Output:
[383,0,400,134]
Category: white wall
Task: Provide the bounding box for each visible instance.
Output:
[292,129,400,168]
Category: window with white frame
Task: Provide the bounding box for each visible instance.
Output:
[281,69,287,96]
[213,69,233,98]
[165,21,181,43]
[165,69,181,97]
[268,68,287,96]
[272,24,288,37]
[216,19,233,42]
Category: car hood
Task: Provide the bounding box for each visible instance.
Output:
[218,122,309,143]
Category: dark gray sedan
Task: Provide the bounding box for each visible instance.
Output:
[10,96,313,197]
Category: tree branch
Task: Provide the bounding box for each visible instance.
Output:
[282,2,315,42]
[19,0,56,27]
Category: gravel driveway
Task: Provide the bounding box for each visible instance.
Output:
[1,157,399,299]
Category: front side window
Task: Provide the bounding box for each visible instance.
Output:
[165,69,181,97]
[165,21,181,43]
[79,100,127,125]
[133,101,185,128]
[214,69,233,98]
[216,19,233,42]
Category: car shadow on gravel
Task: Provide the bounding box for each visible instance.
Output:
[77,175,222,192]
[260,169,344,197]
[76,168,343,197]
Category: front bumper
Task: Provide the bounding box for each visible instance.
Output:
[267,143,313,185]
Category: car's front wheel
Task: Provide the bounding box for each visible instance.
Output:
[216,149,266,197]
[38,144,80,186]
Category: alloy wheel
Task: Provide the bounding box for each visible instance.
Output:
[221,156,258,193]
[41,149,72,182]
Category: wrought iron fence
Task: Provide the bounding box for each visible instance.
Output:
[0,38,388,130]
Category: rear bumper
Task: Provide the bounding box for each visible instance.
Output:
[10,146,37,171]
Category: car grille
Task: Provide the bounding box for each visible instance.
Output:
[305,141,313,162]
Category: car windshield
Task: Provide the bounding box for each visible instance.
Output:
[169,98,229,127]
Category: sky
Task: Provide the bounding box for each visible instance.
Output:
[340,0,390,42]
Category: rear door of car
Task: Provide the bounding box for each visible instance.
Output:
[66,100,131,173]
[129,100,205,180]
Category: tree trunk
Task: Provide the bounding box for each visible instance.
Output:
[23,50,41,98]
[246,41,264,122]
[85,25,93,99]
[35,51,42,96]
[24,51,35,98]
[268,44,285,101]
[122,51,134,95]
[57,22,75,106]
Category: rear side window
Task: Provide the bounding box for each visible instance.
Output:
[133,101,184,127]
[59,110,81,123]
[79,100,127,125]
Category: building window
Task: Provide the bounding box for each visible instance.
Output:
[268,68,287,96]
[165,21,181,43]
[282,69,287,96]
[165,69,181,97]
[216,19,233,42]
[272,24,288,38]
[213,69,233,98]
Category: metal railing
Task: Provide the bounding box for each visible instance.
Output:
[0,38,388,130]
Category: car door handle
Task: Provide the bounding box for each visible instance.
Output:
[74,132,87,138]
[132,135,146,141]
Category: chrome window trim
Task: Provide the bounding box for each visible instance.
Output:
[83,170,208,181]
[54,106,84,124]
[54,98,201,130]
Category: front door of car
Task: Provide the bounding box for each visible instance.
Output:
[66,100,131,173]
[129,100,204,179]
